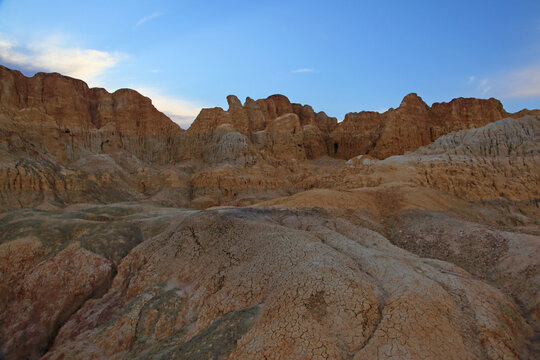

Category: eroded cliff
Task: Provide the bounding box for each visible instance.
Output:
[1,65,539,359]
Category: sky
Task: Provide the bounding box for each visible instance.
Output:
[0,0,539,128]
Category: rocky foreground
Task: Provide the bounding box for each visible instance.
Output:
[0,66,539,359]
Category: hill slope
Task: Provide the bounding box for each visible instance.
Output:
[0,66,539,359]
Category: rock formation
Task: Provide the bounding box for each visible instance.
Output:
[1,65,539,359]
[0,65,184,164]
[2,200,539,359]
[187,94,338,161]
[329,93,539,159]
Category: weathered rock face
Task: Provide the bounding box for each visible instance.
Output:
[1,65,539,211]
[263,113,306,162]
[1,65,536,171]
[302,123,327,159]
[1,65,540,359]
[205,124,254,165]
[188,93,337,160]
[0,204,153,359]
[0,65,184,164]
[188,92,537,164]
[410,115,540,201]
[0,203,536,359]
[329,93,536,159]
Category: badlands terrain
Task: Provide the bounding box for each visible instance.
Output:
[0,64,539,359]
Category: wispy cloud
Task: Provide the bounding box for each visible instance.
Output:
[478,78,491,96]
[291,68,314,73]
[500,64,540,98]
[480,86,492,97]
[0,33,201,128]
[466,75,491,97]
[133,86,203,129]
[0,34,125,85]
[469,64,540,99]
[136,12,162,27]
[478,78,488,88]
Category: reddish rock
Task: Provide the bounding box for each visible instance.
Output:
[329,93,535,159]
[0,244,113,359]
[0,65,183,164]
[0,65,539,359]
[264,113,306,162]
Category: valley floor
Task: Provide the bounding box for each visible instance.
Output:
[1,185,539,359]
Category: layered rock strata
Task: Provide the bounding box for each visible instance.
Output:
[1,65,540,359]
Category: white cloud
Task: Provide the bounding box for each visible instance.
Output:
[0,34,202,128]
[0,35,125,85]
[501,65,540,98]
[477,79,491,96]
[291,68,314,73]
[136,12,162,27]
[467,75,491,97]
[133,86,203,129]
[467,64,540,99]
[478,78,489,88]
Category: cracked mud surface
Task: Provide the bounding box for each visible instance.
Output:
[1,66,539,359]
[1,202,538,359]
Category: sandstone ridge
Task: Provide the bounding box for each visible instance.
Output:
[1,65,539,210]
[1,65,540,359]
[190,91,538,161]
[0,65,183,164]
[3,65,537,167]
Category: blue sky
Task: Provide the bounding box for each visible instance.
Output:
[0,0,539,128]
